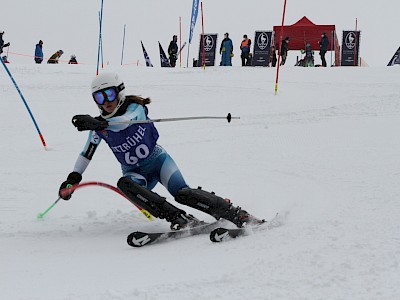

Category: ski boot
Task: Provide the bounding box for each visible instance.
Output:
[175,187,264,228]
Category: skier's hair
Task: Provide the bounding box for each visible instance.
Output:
[125,95,151,106]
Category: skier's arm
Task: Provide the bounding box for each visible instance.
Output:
[105,103,147,132]
[59,131,102,200]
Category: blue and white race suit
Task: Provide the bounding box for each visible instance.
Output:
[72,103,188,196]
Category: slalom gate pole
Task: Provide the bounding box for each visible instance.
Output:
[121,24,126,66]
[60,181,153,220]
[274,0,288,95]
[107,113,239,126]
[200,2,206,70]
[179,16,182,67]
[0,57,48,149]
[37,197,62,219]
[96,0,104,75]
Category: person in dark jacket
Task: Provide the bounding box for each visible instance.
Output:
[318,33,329,67]
[300,43,314,67]
[220,33,233,66]
[240,34,251,66]
[270,45,277,67]
[0,30,10,55]
[68,54,78,64]
[279,37,289,66]
[34,40,44,64]
[47,50,64,64]
[168,35,178,67]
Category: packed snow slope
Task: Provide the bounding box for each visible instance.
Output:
[1,64,400,300]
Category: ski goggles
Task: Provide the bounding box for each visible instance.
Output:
[92,83,125,105]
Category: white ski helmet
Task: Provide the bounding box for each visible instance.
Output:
[91,72,126,118]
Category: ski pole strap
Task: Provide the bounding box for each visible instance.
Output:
[108,113,239,126]
[60,181,153,220]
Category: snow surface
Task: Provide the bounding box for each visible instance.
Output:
[1,63,400,300]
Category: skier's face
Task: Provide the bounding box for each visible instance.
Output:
[100,98,119,113]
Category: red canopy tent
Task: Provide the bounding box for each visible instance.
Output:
[273,16,340,66]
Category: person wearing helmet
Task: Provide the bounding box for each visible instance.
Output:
[58,72,262,230]
[68,54,78,64]
[47,50,64,64]
[301,43,314,67]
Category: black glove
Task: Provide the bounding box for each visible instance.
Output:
[72,115,108,131]
[59,172,82,200]
[4,42,10,47]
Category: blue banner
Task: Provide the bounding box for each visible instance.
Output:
[141,41,154,67]
[158,42,171,67]
[188,0,199,44]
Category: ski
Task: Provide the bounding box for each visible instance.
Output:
[127,221,220,247]
[210,214,280,243]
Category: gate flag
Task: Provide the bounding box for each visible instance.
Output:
[197,34,218,67]
[158,42,171,67]
[141,41,154,67]
[387,47,400,66]
[340,31,361,66]
[188,0,200,44]
[252,31,273,66]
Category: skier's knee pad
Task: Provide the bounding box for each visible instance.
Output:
[118,177,185,220]
[118,177,166,217]
[175,187,231,219]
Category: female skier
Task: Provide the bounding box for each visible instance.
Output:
[59,72,260,230]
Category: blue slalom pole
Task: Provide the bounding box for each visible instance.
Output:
[96,0,104,75]
[0,57,47,149]
[121,24,126,65]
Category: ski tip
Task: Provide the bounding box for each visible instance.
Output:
[127,231,152,248]
[210,228,230,243]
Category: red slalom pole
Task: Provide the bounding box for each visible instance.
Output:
[274,0,288,95]
[60,181,153,220]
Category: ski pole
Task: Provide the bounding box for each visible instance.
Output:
[37,196,62,219]
[108,113,239,126]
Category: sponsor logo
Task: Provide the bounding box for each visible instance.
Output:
[203,35,214,52]
[345,32,356,50]
[257,32,269,50]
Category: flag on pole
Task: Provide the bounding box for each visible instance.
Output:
[188,0,200,44]
[141,41,154,67]
[158,42,171,67]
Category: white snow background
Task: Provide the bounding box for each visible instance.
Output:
[1,63,400,299]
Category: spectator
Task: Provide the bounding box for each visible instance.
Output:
[318,32,329,67]
[68,54,78,64]
[220,32,233,66]
[0,30,10,55]
[240,34,251,66]
[168,35,178,67]
[2,55,9,63]
[270,45,277,67]
[34,40,44,64]
[47,50,64,64]
[280,37,289,66]
[301,43,314,67]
